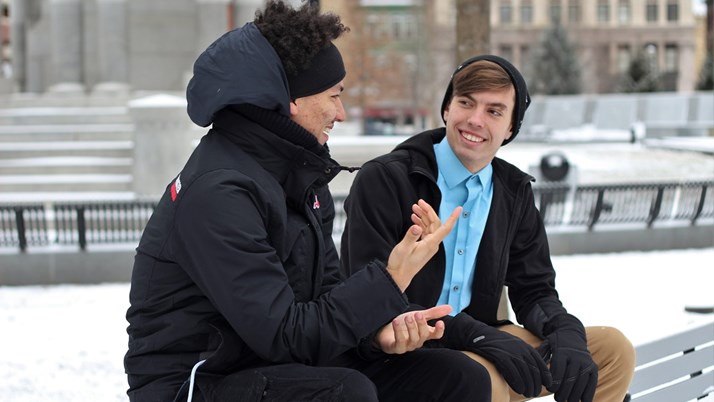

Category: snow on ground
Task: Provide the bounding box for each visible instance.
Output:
[1,248,712,402]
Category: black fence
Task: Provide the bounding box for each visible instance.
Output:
[1,180,712,252]
[0,200,157,252]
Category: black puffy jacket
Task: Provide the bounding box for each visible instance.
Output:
[124,23,407,402]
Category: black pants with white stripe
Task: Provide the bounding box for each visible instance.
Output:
[182,348,491,402]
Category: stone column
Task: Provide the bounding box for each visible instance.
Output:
[678,43,696,92]
[129,94,199,198]
[93,0,129,95]
[9,0,27,91]
[196,0,231,51]
[48,0,85,93]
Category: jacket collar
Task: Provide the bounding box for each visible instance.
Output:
[211,107,339,207]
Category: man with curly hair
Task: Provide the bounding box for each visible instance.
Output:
[124,1,492,402]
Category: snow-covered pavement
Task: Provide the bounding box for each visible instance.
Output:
[1,248,713,401]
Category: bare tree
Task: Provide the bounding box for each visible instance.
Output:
[456,0,490,63]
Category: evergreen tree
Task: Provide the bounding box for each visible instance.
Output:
[617,48,661,92]
[529,23,582,95]
[696,52,713,90]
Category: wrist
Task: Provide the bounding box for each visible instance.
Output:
[385,265,409,292]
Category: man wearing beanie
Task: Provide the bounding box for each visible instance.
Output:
[124,1,494,402]
[341,55,636,402]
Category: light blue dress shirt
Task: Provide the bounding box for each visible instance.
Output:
[433,138,493,314]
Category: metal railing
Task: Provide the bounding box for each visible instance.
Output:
[0,180,711,252]
[1,200,156,252]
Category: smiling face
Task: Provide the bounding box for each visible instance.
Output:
[289,80,346,145]
[443,86,515,173]
[442,60,517,173]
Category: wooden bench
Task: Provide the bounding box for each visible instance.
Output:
[629,320,714,401]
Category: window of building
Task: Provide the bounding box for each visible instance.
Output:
[388,14,416,40]
[646,0,658,22]
[666,1,679,21]
[500,45,514,62]
[550,0,562,23]
[617,45,631,72]
[664,44,678,71]
[501,1,513,24]
[366,13,389,40]
[568,0,581,23]
[597,0,610,22]
[521,0,534,24]
[645,43,658,69]
[618,0,631,23]
[392,16,401,40]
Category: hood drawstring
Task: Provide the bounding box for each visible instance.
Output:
[334,165,361,174]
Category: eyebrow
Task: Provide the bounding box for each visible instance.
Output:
[459,94,508,110]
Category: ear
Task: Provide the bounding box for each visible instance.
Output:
[289,100,299,116]
[505,124,513,140]
[442,104,450,122]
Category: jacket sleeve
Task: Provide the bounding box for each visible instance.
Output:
[316,186,342,295]
[340,160,413,279]
[506,183,570,338]
[170,172,409,365]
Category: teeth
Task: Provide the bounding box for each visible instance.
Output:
[323,127,332,135]
[462,131,483,142]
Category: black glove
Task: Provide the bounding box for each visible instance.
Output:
[442,313,552,397]
[539,314,598,402]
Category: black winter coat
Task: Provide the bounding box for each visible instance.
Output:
[341,129,571,338]
[124,108,408,402]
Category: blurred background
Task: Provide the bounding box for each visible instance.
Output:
[0,2,712,401]
[0,0,711,281]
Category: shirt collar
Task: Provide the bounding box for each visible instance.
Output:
[434,137,493,190]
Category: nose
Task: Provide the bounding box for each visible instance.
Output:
[467,108,484,127]
[335,98,346,122]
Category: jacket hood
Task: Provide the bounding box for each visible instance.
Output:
[186,23,291,127]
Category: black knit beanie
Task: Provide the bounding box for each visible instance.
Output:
[440,55,530,145]
[288,43,346,99]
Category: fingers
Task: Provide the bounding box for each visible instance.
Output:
[582,371,598,402]
[428,205,462,243]
[432,319,446,340]
[420,304,453,320]
[412,200,439,229]
[549,356,566,393]
[387,309,448,354]
[386,201,460,291]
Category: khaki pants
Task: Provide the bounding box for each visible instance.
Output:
[463,325,636,402]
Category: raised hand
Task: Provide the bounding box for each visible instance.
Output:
[387,199,462,292]
[376,305,452,354]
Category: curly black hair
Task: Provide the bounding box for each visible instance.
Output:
[254,0,349,77]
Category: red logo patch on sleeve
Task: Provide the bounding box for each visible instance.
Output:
[170,175,182,202]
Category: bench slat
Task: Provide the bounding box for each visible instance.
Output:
[632,370,713,402]
[630,343,714,394]
[635,322,714,365]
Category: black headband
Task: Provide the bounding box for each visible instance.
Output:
[288,43,346,99]
[441,55,531,146]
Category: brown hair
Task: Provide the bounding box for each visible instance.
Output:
[450,60,513,100]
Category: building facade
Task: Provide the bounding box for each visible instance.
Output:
[3,0,705,119]
[326,0,704,133]
[490,0,700,93]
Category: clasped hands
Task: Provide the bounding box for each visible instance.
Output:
[376,312,597,402]
[375,304,452,354]
[378,200,597,401]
